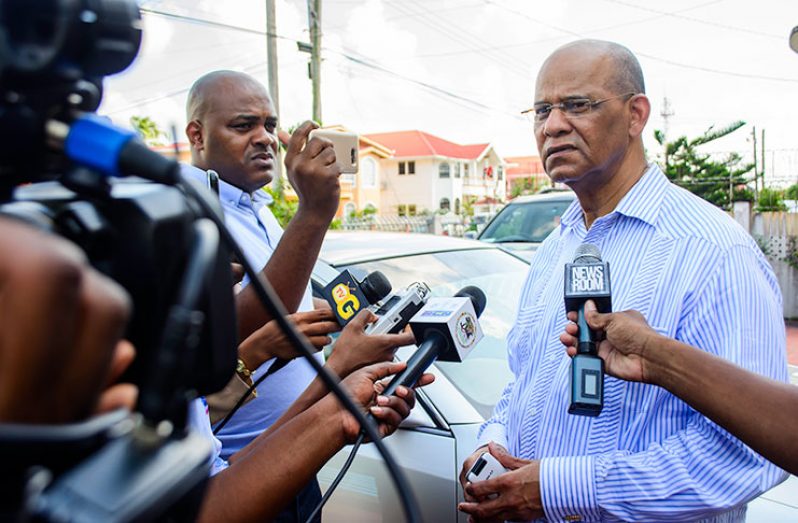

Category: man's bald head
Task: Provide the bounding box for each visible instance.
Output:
[185,70,278,193]
[533,39,651,196]
[543,40,645,96]
[186,70,271,122]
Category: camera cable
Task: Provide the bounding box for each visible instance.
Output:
[177,179,421,523]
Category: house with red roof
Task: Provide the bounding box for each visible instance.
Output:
[504,155,550,196]
[152,128,392,221]
[363,130,506,217]
[322,126,392,219]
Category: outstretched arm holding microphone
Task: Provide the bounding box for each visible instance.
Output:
[560,300,798,475]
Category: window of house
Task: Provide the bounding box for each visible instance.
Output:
[344,202,356,218]
[408,204,417,216]
[439,162,450,178]
[440,198,451,212]
[464,163,470,177]
[498,166,504,180]
[341,173,356,186]
[454,163,461,178]
[455,198,461,215]
[408,161,415,174]
[361,157,377,187]
[398,204,407,217]
[398,162,406,175]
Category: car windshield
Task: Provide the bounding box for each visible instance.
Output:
[340,248,528,418]
[480,199,572,243]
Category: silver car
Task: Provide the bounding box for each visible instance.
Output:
[311,231,526,522]
[311,231,798,522]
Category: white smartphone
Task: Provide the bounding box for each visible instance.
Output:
[308,129,358,174]
[466,452,507,483]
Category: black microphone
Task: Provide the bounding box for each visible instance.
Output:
[564,244,612,417]
[381,286,486,397]
[323,270,392,326]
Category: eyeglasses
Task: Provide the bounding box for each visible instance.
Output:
[522,92,636,124]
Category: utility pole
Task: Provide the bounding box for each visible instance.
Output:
[308,0,322,123]
[761,128,766,189]
[265,0,283,193]
[660,97,674,168]
[752,126,758,200]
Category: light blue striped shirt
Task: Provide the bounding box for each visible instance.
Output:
[478,164,788,522]
[181,164,319,461]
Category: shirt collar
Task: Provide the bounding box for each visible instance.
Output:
[613,163,666,226]
[559,163,667,230]
[217,176,274,208]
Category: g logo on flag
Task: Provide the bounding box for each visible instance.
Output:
[332,283,360,320]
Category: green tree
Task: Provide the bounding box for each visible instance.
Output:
[786,183,798,201]
[462,195,476,218]
[654,121,754,209]
[262,182,297,228]
[130,115,166,145]
[755,187,787,212]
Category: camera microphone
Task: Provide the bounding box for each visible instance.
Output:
[380,286,485,397]
[323,270,392,326]
[564,243,612,417]
[46,114,181,185]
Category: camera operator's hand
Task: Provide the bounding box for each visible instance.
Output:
[283,120,341,223]
[326,309,416,378]
[94,340,138,414]
[560,300,660,383]
[238,309,340,370]
[0,218,131,424]
[337,360,434,442]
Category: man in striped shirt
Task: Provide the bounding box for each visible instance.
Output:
[458,39,788,522]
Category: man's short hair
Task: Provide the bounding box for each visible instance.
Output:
[604,43,645,95]
[186,70,265,121]
[553,40,646,95]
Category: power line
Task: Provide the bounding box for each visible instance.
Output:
[637,52,798,84]
[327,47,525,121]
[484,0,798,85]
[597,0,784,40]
[140,7,292,40]
[326,1,485,31]
[387,0,530,79]
[410,0,724,59]
[110,8,527,123]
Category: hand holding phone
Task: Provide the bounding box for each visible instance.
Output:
[308,129,359,174]
[466,451,507,483]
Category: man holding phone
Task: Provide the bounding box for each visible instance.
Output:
[181,70,366,522]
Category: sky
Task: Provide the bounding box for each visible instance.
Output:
[100,0,798,186]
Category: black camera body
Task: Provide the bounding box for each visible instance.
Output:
[6,178,237,407]
[0,0,239,520]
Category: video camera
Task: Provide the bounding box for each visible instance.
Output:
[0,0,237,520]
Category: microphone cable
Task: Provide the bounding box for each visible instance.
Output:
[177,179,422,523]
[305,432,365,523]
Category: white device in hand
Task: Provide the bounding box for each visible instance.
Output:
[466,452,507,483]
[366,282,430,335]
[308,129,358,174]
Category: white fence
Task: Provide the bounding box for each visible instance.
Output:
[341,215,433,234]
[735,206,798,319]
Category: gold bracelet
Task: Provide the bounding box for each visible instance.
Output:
[236,358,253,381]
